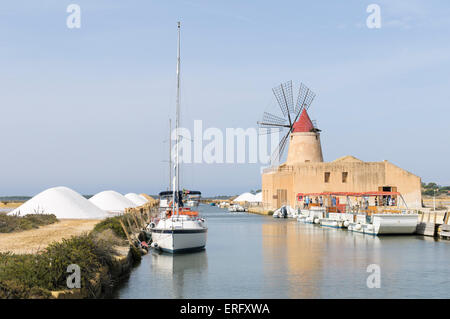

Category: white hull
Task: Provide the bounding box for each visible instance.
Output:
[348,214,418,235]
[320,218,345,228]
[151,230,207,253]
[229,204,246,212]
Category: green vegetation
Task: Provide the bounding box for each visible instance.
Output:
[0,232,127,299]
[93,216,127,239]
[0,214,58,233]
[0,213,145,299]
[422,182,450,196]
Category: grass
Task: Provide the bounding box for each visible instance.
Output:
[93,216,127,239]
[0,214,58,233]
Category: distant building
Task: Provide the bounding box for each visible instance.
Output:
[262,109,422,209]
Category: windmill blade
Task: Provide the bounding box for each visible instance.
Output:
[258,127,284,136]
[295,83,316,116]
[257,111,288,129]
[262,112,287,126]
[270,131,290,166]
[272,81,294,125]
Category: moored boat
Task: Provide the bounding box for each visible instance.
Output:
[296,191,419,235]
[150,22,207,253]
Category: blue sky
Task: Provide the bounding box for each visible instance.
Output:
[0,0,449,196]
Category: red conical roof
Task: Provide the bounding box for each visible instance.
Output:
[292,108,314,132]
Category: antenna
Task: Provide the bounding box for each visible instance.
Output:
[257,81,317,166]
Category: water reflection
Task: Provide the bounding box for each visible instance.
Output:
[262,222,325,298]
[150,251,208,298]
[262,222,386,298]
[116,205,450,299]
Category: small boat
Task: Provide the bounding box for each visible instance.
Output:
[218,202,229,208]
[320,218,345,228]
[296,207,325,224]
[273,206,288,218]
[228,204,245,212]
[296,191,418,235]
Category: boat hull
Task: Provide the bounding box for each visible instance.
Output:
[151,228,207,253]
[372,214,419,234]
[320,219,345,228]
[348,214,419,235]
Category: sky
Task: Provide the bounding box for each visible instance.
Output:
[0,0,449,196]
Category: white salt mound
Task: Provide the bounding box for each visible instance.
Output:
[250,192,262,203]
[89,190,137,213]
[234,192,256,202]
[9,186,109,219]
[139,194,150,202]
[125,193,148,206]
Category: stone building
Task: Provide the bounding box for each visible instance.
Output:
[262,109,422,209]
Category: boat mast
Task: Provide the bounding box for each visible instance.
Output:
[174,21,181,215]
[169,118,172,191]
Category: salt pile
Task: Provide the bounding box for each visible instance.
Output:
[125,193,148,206]
[251,192,262,203]
[233,192,256,202]
[140,193,156,203]
[89,190,137,213]
[9,186,109,219]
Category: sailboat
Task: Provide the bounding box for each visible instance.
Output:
[149,22,208,253]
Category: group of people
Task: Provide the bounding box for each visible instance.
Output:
[374,195,396,206]
[302,195,337,209]
[301,195,397,209]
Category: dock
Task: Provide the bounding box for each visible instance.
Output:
[416,210,449,237]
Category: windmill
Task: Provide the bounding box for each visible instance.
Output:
[257,81,318,166]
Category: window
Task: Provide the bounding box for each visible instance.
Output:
[324,172,330,183]
[342,172,348,183]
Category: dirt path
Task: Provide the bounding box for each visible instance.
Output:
[0,219,100,254]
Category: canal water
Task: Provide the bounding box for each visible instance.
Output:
[114,204,450,299]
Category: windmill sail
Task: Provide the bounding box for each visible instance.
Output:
[258,81,317,167]
[272,80,294,125]
[295,83,316,116]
